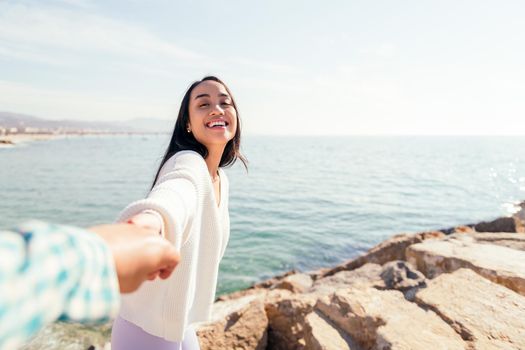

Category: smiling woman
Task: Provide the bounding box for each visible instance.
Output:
[110,76,247,350]
[151,76,247,189]
[187,80,239,162]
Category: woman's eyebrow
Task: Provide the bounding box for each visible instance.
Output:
[194,93,229,100]
[194,93,210,100]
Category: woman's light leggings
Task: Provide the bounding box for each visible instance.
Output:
[111,316,201,350]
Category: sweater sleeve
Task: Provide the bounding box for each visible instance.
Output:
[117,166,198,252]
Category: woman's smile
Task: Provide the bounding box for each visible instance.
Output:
[205,118,229,129]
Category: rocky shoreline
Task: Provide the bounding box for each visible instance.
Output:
[23,204,525,349]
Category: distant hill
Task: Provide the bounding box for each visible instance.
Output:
[0,111,173,133]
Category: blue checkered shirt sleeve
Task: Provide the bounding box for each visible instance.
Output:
[0,221,120,349]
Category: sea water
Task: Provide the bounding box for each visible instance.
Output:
[1,135,524,295]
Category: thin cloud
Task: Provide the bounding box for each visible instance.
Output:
[0,3,204,63]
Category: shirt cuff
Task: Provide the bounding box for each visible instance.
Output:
[14,221,122,323]
[60,224,121,322]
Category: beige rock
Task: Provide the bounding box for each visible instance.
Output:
[315,288,465,350]
[253,270,299,289]
[273,273,313,293]
[320,231,444,278]
[265,294,318,349]
[216,270,298,302]
[21,321,111,350]
[415,268,525,349]
[264,289,295,304]
[406,237,525,295]
[303,310,363,350]
[452,225,476,234]
[216,286,267,302]
[197,294,268,350]
[309,263,383,294]
[469,232,525,251]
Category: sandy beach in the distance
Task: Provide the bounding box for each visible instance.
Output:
[0,133,144,147]
[0,133,65,146]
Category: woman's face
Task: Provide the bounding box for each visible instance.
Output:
[188,80,238,150]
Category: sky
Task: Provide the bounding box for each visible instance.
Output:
[0,0,524,135]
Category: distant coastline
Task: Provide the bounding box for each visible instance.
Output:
[0,131,169,147]
[0,111,174,146]
[0,133,59,146]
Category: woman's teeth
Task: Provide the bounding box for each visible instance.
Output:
[207,121,227,128]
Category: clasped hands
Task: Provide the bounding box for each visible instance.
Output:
[89,211,177,293]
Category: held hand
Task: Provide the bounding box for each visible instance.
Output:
[128,212,163,234]
[88,223,180,293]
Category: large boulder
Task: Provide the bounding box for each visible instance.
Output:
[197,293,268,350]
[315,288,465,349]
[319,231,445,278]
[309,263,383,294]
[262,264,381,349]
[415,268,525,349]
[311,262,426,300]
[273,273,314,293]
[406,236,525,295]
[216,270,299,302]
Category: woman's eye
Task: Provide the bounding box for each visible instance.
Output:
[199,103,209,108]
[221,101,232,106]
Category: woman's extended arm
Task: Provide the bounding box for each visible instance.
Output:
[117,167,197,251]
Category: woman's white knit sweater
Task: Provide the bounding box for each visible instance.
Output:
[116,150,230,342]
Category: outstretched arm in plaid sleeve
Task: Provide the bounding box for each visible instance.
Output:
[0,221,179,349]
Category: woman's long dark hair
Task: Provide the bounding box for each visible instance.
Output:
[151,76,248,188]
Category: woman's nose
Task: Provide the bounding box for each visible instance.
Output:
[210,104,225,115]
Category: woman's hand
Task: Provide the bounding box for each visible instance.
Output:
[127,211,163,235]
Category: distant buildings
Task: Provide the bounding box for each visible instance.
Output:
[0,125,80,135]
[0,126,49,134]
